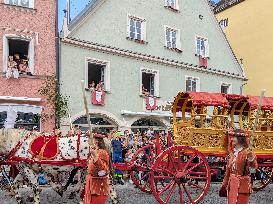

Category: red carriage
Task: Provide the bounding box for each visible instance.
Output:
[113,91,273,204]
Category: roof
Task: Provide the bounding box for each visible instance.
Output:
[188,92,230,107]
[214,0,245,14]
[68,0,103,32]
[248,96,273,110]
[224,94,273,110]
[172,92,230,112]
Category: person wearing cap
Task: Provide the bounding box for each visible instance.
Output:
[83,133,110,204]
[219,129,258,204]
[111,131,124,185]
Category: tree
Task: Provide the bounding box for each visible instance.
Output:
[38,76,69,126]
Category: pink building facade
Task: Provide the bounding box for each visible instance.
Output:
[0,0,57,132]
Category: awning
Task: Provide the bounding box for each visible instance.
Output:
[0,104,43,114]
[248,96,273,110]
[121,110,183,117]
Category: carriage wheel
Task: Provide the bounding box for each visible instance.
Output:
[252,166,273,191]
[150,146,211,204]
[130,144,156,193]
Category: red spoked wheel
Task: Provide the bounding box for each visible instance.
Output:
[252,166,273,191]
[150,146,211,204]
[130,144,156,193]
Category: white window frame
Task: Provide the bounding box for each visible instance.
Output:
[140,68,159,97]
[85,58,111,92]
[4,0,35,9]
[195,35,209,58]
[127,14,147,42]
[165,0,179,10]
[3,34,35,74]
[185,76,200,92]
[220,82,232,94]
[164,26,181,50]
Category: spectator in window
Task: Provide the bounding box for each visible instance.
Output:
[14,53,21,68]
[96,81,105,92]
[19,58,29,74]
[89,81,96,92]
[6,55,19,79]
[142,84,149,96]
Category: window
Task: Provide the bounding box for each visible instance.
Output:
[165,26,181,51]
[219,18,229,29]
[127,15,146,43]
[3,35,35,75]
[140,68,159,97]
[195,36,209,57]
[220,82,232,94]
[85,58,110,92]
[142,72,155,96]
[185,76,200,92]
[4,0,35,9]
[0,111,40,130]
[165,0,179,11]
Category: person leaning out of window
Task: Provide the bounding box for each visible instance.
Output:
[219,129,258,204]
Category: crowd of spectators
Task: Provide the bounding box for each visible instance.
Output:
[109,128,167,185]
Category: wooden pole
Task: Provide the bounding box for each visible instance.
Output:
[249,89,266,151]
[80,80,94,147]
[68,112,73,130]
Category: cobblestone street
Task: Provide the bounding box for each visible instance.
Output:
[1,183,273,204]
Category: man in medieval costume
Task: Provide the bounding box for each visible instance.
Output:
[219,129,258,204]
[83,133,110,204]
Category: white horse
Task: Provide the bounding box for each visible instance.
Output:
[0,128,119,204]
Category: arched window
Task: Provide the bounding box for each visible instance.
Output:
[131,118,166,132]
[73,114,118,133]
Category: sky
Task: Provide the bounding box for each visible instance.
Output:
[58,0,90,30]
[58,0,221,30]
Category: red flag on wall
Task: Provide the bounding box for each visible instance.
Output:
[92,91,105,106]
[146,96,156,110]
[199,56,208,68]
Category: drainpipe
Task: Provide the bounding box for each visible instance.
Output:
[55,0,60,128]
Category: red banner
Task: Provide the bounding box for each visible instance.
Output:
[146,96,156,110]
[199,56,208,68]
[92,91,105,106]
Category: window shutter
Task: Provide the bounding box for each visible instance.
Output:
[186,78,190,91]
[196,78,201,92]
[176,29,181,50]
[3,36,9,72]
[127,15,130,38]
[142,21,147,41]
[176,0,180,10]
[29,0,35,9]
[164,26,168,47]
[28,39,34,73]
[205,39,209,58]
[155,71,160,97]
[195,37,199,55]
